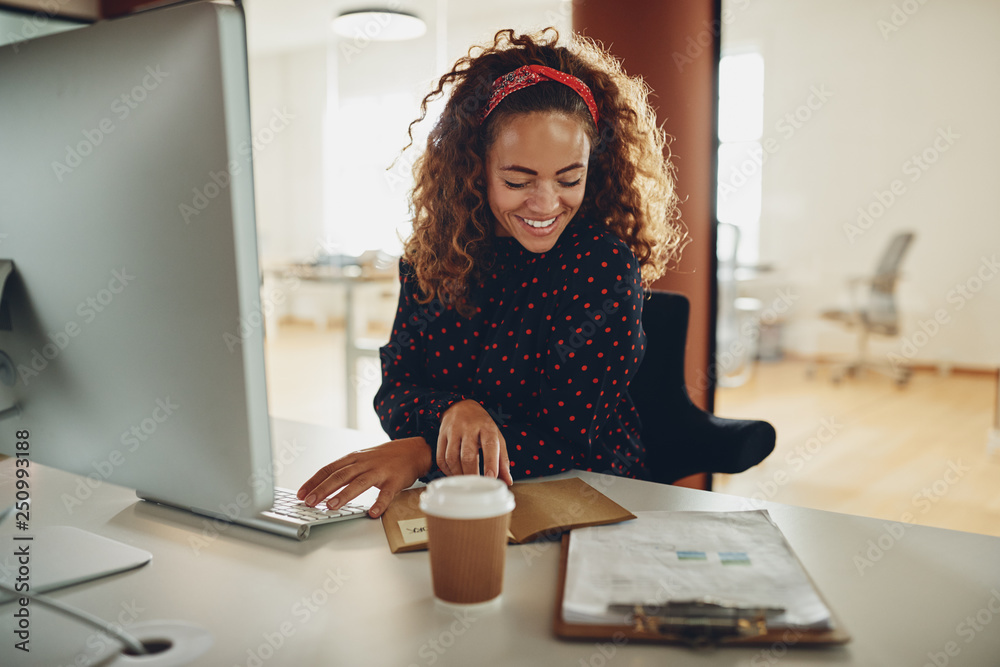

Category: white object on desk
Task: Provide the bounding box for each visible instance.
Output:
[0,526,151,603]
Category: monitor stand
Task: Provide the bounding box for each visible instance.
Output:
[0,259,17,411]
[1,259,149,594]
[0,259,13,332]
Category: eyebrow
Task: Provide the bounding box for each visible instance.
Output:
[498,162,586,176]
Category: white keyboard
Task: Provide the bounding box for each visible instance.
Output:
[243,487,371,540]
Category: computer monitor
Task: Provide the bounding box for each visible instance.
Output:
[0,2,274,522]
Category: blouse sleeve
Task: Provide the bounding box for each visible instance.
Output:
[499,246,646,478]
[374,261,467,472]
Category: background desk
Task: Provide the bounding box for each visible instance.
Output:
[263,265,398,429]
[3,419,1000,666]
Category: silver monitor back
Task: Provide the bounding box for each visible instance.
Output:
[0,2,273,518]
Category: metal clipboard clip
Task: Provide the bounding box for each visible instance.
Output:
[607,599,786,647]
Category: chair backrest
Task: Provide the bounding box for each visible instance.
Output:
[872,231,915,293]
[867,231,915,333]
[630,289,776,483]
[630,289,690,417]
[629,290,693,476]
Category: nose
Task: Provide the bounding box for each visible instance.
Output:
[527,182,559,214]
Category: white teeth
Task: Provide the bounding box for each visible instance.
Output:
[522,216,556,228]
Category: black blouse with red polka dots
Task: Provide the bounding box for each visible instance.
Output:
[374,217,648,481]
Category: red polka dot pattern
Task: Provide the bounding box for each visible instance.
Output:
[374,218,647,480]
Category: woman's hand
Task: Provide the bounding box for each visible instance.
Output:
[297,436,432,518]
[437,399,514,485]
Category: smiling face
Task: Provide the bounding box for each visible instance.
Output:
[485,112,591,254]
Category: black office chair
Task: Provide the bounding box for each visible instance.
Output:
[630,290,776,485]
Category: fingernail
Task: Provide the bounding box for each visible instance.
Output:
[327,498,342,510]
[370,506,381,518]
[304,494,316,506]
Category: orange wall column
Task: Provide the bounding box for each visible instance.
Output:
[574,0,720,489]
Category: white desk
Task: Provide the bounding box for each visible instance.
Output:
[3,419,1000,666]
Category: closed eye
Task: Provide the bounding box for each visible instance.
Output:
[504,178,582,190]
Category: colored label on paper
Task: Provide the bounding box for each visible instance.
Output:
[720,551,751,565]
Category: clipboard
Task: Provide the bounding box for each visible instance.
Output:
[553,531,851,648]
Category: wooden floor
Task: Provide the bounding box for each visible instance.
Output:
[266,323,1000,537]
[265,322,386,439]
[714,360,1000,537]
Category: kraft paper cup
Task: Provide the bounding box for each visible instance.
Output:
[419,477,516,606]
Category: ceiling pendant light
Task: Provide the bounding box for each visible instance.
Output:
[331,9,427,42]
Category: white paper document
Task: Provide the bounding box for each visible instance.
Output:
[562,510,832,629]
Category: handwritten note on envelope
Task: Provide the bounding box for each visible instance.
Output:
[397,518,429,546]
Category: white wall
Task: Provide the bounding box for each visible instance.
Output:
[723,0,1000,369]
[247,46,328,265]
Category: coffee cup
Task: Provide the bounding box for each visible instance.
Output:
[419,476,516,606]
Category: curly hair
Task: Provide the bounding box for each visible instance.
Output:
[399,27,686,317]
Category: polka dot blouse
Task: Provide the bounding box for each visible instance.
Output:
[374,217,647,480]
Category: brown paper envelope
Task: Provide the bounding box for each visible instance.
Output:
[380,478,635,554]
[506,478,636,543]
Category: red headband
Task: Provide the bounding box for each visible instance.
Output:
[480,64,600,126]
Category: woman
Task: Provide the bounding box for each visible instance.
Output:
[298,27,684,518]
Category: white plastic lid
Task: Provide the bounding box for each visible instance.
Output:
[419,476,516,519]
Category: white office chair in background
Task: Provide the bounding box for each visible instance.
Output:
[819,231,916,386]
